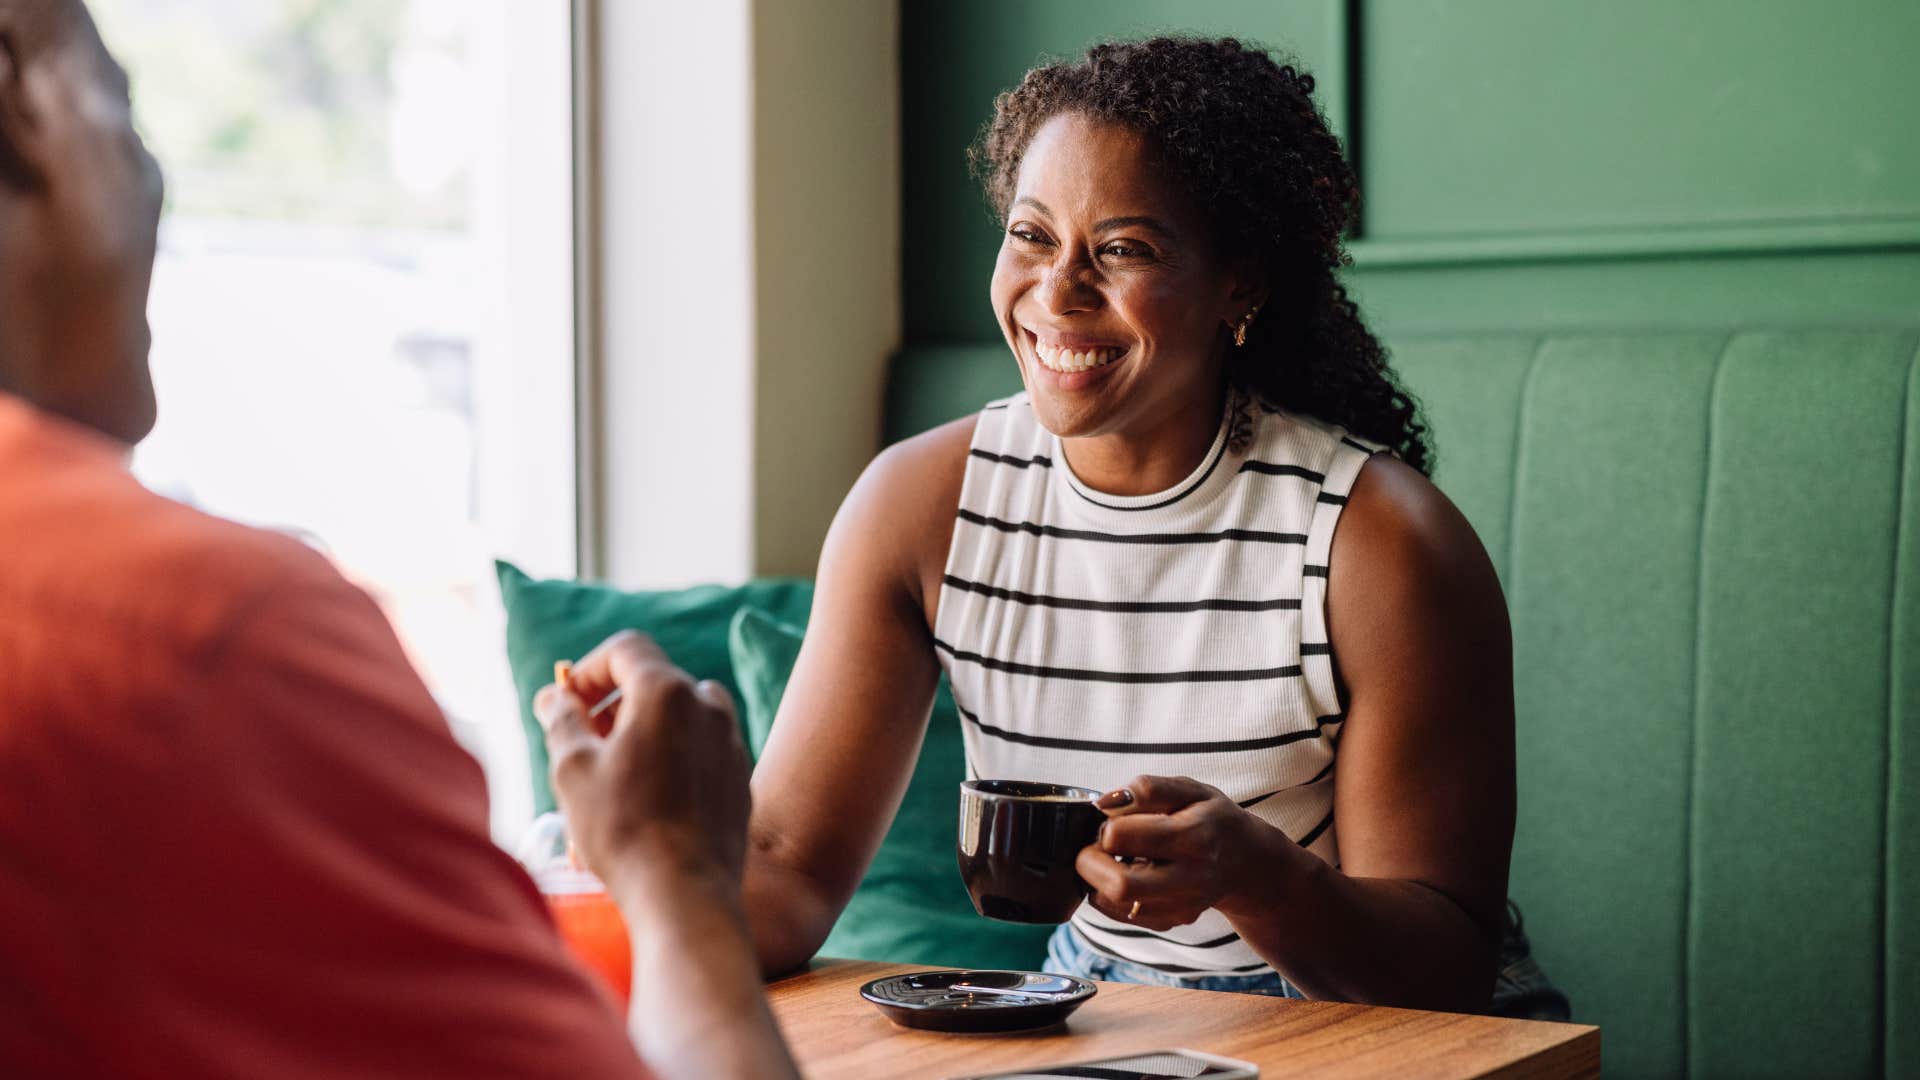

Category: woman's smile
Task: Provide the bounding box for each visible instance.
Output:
[1023,326,1131,390]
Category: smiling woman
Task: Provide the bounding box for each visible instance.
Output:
[737,35,1564,1020]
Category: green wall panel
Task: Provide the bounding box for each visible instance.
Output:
[1689,330,1914,1078]
[1342,251,1920,338]
[1890,342,1919,1080]
[1385,336,1540,582]
[1359,0,1920,241]
[901,0,1343,343]
[1502,334,1722,1078]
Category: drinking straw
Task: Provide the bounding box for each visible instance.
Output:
[555,658,622,723]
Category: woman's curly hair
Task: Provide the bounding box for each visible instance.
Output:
[970,36,1431,474]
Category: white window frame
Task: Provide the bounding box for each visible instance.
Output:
[463,1,580,840]
[576,0,901,589]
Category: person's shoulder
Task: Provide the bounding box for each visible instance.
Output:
[819,410,981,611]
[1334,454,1504,616]
[147,492,337,577]
[853,410,977,538]
[122,489,343,617]
[0,421,350,662]
[865,412,979,507]
[1341,456,1483,568]
[0,405,394,754]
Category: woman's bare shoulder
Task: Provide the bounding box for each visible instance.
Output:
[1327,453,1509,692]
[1336,455,1495,587]
[869,414,979,505]
[820,415,979,621]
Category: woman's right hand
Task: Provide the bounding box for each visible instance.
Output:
[533,630,751,898]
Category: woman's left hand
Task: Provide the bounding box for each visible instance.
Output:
[1075,774,1273,931]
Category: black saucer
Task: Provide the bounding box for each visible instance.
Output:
[859,969,1097,1033]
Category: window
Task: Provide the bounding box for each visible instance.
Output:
[94,0,576,842]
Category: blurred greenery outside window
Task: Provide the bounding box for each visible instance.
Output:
[94,0,576,842]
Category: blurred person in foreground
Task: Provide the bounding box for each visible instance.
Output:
[0,2,796,1076]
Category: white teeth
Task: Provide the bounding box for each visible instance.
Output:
[1033,339,1124,373]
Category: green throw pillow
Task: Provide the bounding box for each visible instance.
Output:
[496,561,813,814]
[727,605,1056,970]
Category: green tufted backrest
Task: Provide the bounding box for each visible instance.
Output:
[884,328,1920,1079]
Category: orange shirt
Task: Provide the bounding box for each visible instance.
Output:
[0,395,646,1078]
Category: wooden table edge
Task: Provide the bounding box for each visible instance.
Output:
[769,959,1600,1080]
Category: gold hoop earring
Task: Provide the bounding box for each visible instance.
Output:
[1233,305,1261,348]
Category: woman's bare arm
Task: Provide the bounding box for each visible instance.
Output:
[1234,454,1514,1008]
[741,417,975,975]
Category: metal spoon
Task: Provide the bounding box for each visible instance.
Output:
[947,982,1071,1000]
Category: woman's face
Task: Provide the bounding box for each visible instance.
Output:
[990,112,1251,443]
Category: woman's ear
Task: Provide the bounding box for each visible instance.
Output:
[1224,253,1269,321]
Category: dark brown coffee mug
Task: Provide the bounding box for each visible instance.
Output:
[957,779,1105,924]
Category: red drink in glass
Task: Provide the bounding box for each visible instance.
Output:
[546,887,631,1002]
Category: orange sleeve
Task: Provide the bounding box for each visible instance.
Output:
[139,554,649,1080]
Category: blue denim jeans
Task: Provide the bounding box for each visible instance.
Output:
[1044,920,1309,998]
[1043,901,1572,1021]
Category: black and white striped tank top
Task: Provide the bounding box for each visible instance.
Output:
[933,391,1384,977]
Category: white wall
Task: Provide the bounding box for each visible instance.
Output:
[750,1,902,577]
[589,0,758,588]
[584,0,901,587]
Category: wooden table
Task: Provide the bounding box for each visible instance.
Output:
[768,960,1598,1079]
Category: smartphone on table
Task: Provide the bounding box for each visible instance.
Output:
[945,1047,1258,1079]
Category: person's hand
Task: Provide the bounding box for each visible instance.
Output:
[1074,775,1267,931]
[533,631,751,898]
[537,634,803,1080]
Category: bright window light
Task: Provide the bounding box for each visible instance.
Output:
[94,0,577,844]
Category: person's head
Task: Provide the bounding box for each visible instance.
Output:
[973,36,1429,473]
[0,0,162,445]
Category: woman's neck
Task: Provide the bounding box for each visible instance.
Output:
[1058,382,1229,497]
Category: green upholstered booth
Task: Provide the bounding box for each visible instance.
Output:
[883,328,1920,1080]
[506,328,1915,1076]
[873,1,1920,1071]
